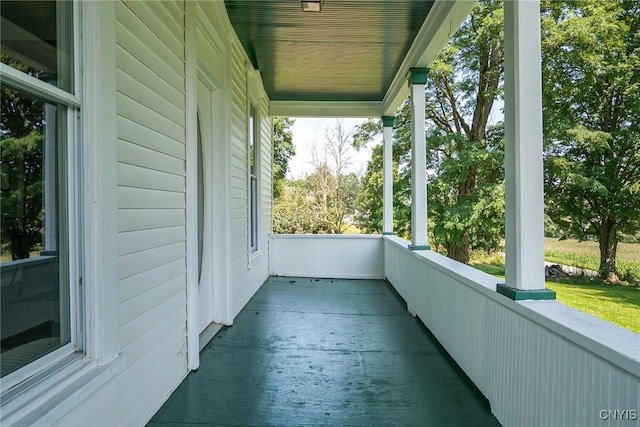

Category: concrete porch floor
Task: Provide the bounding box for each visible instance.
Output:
[149,277,501,426]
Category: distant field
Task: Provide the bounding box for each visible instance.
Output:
[545,238,640,283]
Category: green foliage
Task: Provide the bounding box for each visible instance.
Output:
[272,117,295,199]
[273,179,329,234]
[1,83,46,260]
[542,0,640,280]
[355,1,505,263]
[274,121,361,234]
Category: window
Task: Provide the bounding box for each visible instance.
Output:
[249,103,258,252]
[1,1,78,381]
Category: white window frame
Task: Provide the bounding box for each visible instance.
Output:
[248,101,260,256]
[0,2,123,425]
[246,66,265,269]
[0,18,81,397]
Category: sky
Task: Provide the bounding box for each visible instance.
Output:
[286,100,504,180]
[288,117,378,179]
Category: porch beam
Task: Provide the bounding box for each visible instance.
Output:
[408,68,429,251]
[500,0,554,299]
[270,100,383,118]
[382,116,394,235]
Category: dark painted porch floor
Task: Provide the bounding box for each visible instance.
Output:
[149,277,500,426]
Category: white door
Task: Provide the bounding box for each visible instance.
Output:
[196,78,215,335]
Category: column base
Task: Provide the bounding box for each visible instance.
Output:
[408,244,430,251]
[382,232,395,236]
[496,283,556,301]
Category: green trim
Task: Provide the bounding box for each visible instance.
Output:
[407,67,429,85]
[409,244,431,251]
[382,232,395,235]
[382,116,394,127]
[496,283,557,301]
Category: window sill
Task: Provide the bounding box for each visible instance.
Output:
[1,354,126,426]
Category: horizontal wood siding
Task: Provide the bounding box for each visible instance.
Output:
[115,0,188,416]
[227,40,270,318]
[383,235,640,427]
[66,2,190,425]
[260,96,273,238]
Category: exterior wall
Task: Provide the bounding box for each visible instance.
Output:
[58,1,272,425]
[61,2,189,425]
[228,41,272,320]
[269,235,385,279]
[383,235,640,427]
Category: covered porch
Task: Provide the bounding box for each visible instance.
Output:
[151,276,500,426]
[166,235,638,426]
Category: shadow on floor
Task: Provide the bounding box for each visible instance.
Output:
[149,277,501,426]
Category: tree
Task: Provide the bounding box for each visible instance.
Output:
[272,117,295,199]
[541,0,640,282]
[273,120,361,234]
[1,65,47,260]
[354,0,505,263]
[320,121,359,233]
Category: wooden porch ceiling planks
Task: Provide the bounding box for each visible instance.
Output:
[223,0,434,103]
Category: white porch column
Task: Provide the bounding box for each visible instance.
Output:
[382,115,394,235]
[499,0,554,300]
[407,68,430,250]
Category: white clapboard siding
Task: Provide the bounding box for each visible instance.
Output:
[94,323,186,426]
[116,94,185,142]
[110,0,188,425]
[118,241,186,280]
[119,275,185,327]
[117,225,185,256]
[117,69,185,126]
[260,97,273,233]
[115,22,184,94]
[118,258,186,303]
[117,139,185,175]
[225,37,271,318]
[118,162,186,193]
[60,1,277,425]
[118,208,185,232]
[117,47,185,109]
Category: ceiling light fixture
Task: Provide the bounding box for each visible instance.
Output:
[301,0,324,12]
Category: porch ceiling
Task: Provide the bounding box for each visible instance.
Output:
[224,1,475,117]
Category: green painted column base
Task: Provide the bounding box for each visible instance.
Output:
[409,245,431,251]
[496,283,556,301]
[382,232,395,236]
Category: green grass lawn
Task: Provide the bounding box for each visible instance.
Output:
[545,279,640,334]
[472,263,640,334]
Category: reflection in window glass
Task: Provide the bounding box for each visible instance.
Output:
[249,104,258,251]
[0,0,74,92]
[0,86,69,377]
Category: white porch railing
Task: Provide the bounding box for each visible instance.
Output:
[269,234,640,427]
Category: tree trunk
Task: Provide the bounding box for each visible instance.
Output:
[10,232,31,260]
[447,168,476,264]
[598,218,619,283]
[447,231,470,264]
